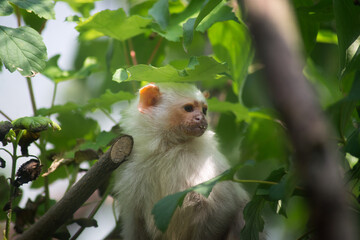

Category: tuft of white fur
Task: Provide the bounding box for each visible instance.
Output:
[113,83,248,240]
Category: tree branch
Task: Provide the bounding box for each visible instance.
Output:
[17,135,133,240]
[241,0,357,239]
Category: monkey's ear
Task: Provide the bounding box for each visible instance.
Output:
[138,83,161,113]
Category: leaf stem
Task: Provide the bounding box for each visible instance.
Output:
[70,188,111,240]
[100,108,117,125]
[122,41,130,67]
[127,39,137,65]
[51,82,58,109]
[0,110,12,121]
[26,77,37,116]
[233,178,279,186]
[5,130,24,240]
[147,37,163,65]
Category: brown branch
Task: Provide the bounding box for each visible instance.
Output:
[147,37,163,65]
[17,135,133,240]
[241,0,357,240]
[128,39,138,65]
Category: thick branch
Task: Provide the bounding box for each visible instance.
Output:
[241,0,356,239]
[17,135,133,240]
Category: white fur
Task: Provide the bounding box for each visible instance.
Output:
[113,83,248,240]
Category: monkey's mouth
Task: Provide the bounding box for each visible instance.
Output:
[186,123,208,137]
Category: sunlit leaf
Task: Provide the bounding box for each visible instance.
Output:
[207,97,250,122]
[10,0,55,19]
[113,56,228,83]
[36,90,134,116]
[76,8,152,41]
[0,26,47,76]
[42,55,98,83]
[149,0,169,30]
[208,21,253,95]
[151,0,206,42]
[12,116,60,132]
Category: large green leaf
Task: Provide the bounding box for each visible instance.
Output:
[113,56,228,83]
[152,165,241,232]
[42,55,98,83]
[76,8,152,41]
[10,0,55,19]
[148,0,169,30]
[36,90,134,116]
[12,116,60,132]
[0,26,47,76]
[151,0,206,42]
[207,97,250,122]
[208,20,253,95]
[333,0,360,78]
[0,0,13,16]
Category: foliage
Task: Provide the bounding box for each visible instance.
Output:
[0,0,360,239]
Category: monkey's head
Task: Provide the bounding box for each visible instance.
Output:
[137,83,208,138]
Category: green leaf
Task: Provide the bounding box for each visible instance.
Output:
[207,97,250,122]
[19,8,47,32]
[0,26,47,76]
[268,172,297,217]
[333,0,360,78]
[0,0,13,16]
[36,90,134,116]
[344,130,360,158]
[149,0,169,30]
[113,56,227,83]
[196,3,236,33]
[12,116,60,132]
[152,165,241,232]
[182,18,196,51]
[240,196,265,240]
[42,55,98,83]
[293,0,320,54]
[182,0,222,50]
[57,0,97,17]
[208,20,253,95]
[10,0,55,19]
[241,168,287,240]
[151,0,206,42]
[76,8,152,41]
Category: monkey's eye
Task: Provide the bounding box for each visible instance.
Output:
[183,104,194,112]
[202,107,207,115]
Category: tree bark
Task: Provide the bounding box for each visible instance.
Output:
[240,0,356,239]
[16,135,133,240]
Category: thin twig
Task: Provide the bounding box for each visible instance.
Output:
[147,37,163,65]
[26,77,37,116]
[0,110,12,121]
[128,39,138,65]
[70,188,111,240]
[122,41,130,67]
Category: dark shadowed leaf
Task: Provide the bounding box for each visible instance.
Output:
[333,0,360,78]
[152,165,241,232]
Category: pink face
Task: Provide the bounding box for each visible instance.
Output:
[168,100,208,137]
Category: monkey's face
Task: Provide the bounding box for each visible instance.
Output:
[168,101,208,137]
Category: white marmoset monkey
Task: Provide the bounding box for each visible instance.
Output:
[113,82,248,240]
